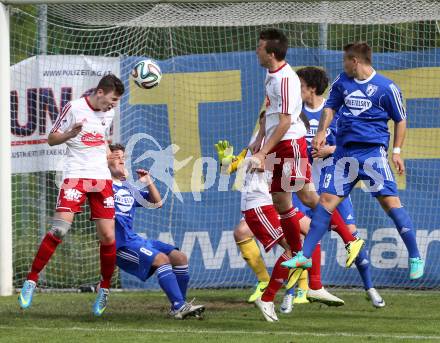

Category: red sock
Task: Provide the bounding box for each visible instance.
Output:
[27,233,62,282]
[261,252,289,302]
[279,208,302,253]
[330,210,355,244]
[308,243,323,290]
[99,241,116,289]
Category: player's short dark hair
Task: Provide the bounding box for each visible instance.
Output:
[109,143,125,152]
[296,67,329,96]
[96,74,125,96]
[343,42,372,65]
[259,29,288,61]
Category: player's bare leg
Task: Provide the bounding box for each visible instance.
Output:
[377,195,424,280]
[19,212,74,309]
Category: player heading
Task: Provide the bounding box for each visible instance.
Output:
[96,73,125,96]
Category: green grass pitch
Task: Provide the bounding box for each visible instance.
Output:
[1,289,440,343]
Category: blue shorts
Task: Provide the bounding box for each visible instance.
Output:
[292,193,356,225]
[321,144,398,198]
[116,239,177,282]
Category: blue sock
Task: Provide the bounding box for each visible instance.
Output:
[285,287,295,296]
[354,247,373,290]
[303,204,332,258]
[388,207,420,258]
[173,264,190,299]
[157,264,185,310]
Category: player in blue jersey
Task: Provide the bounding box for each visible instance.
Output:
[288,66,384,307]
[282,43,425,281]
[108,143,205,319]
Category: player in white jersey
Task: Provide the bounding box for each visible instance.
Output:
[249,29,307,319]
[250,29,364,319]
[216,113,344,322]
[18,74,124,316]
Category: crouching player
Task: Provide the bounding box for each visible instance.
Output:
[108,143,205,319]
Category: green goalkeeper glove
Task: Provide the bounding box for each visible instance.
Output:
[214,140,235,166]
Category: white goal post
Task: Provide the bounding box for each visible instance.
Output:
[0,3,12,296]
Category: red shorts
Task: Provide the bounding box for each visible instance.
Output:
[243,205,284,252]
[56,178,115,220]
[267,138,312,193]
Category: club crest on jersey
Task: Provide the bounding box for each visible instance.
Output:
[366,84,378,97]
[344,90,372,116]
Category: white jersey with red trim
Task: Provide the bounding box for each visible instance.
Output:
[240,134,273,212]
[50,97,114,179]
[264,62,306,140]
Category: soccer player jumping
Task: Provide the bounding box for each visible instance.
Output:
[282,42,425,281]
[19,74,124,316]
[252,29,365,274]
[292,66,384,307]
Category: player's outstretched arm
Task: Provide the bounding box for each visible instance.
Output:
[48,122,83,146]
[136,169,163,207]
[214,140,248,175]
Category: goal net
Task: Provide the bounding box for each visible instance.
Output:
[8,0,440,290]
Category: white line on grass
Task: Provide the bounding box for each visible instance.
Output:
[0,325,439,341]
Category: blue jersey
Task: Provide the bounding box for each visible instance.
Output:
[302,100,337,158]
[113,180,150,249]
[325,70,406,148]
